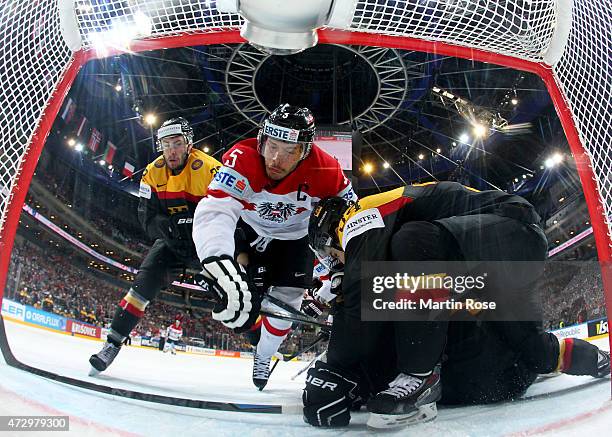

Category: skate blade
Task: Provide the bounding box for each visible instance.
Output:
[88,366,101,377]
[366,402,437,430]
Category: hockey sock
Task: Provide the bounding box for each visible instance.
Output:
[109,288,150,344]
[256,316,291,358]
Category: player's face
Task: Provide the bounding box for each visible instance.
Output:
[327,247,345,264]
[161,135,191,170]
[263,137,304,180]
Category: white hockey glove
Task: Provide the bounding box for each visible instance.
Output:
[314,272,344,304]
[196,255,261,332]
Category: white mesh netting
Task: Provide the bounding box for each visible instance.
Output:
[0,0,610,248]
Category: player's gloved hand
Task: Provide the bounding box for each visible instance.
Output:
[301,295,324,319]
[165,213,196,258]
[313,272,344,304]
[303,361,361,427]
[168,212,193,241]
[196,255,261,332]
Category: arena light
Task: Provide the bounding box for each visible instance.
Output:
[115,84,122,92]
[99,159,106,166]
[418,154,425,160]
[144,113,157,125]
[459,133,469,143]
[86,12,152,55]
[133,11,152,37]
[218,0,356,55]
[67,138,76,147]
[363,162,374,174]
[544,152,564,168]
[382,161,390,169]
[436,148,441,153]
[511,98,519,105]
[203,146,210,153]
[75,143,84,152]
[472,123,488,138]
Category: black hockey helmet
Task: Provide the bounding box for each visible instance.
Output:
[156,117,194,152]
[257,103,316,160]
[308,196,352,260]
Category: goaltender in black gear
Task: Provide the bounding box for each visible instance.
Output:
[304,181,610,429]
[89,117,221,375]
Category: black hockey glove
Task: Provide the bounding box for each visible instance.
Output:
[168,212,193,241]
[303,361,361,427]
[196,255,261,332]
[166,212,196,258]
[301,295,324,319]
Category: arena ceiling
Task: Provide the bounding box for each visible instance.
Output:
[59,42,570,194]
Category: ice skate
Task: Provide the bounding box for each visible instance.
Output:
[89,341,121,376]
[252,353,271,391]
[594,349,610,378]
[366,371,441,429]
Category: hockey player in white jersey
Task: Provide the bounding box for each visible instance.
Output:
[193,103,356,390]
[163,319,183,355]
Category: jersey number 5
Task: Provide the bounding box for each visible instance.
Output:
[224,149,243,168]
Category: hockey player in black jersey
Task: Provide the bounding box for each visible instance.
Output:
[89,117,221,375]
[303,181,610,429]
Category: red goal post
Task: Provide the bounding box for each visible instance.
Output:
[0,0,610,361]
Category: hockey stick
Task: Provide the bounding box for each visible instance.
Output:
[194,274,331,330]
[291,349,327,381]
[279,331,328,362]
[263,293,331,331]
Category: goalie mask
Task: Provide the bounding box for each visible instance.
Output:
[257,103,316,160]
[156,117,194,152]
[308,196,352,264]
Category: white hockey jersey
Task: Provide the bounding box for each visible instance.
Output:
[194,138,356,258]
[166,324,182,341]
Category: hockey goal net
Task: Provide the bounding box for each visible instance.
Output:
[0,1,610,344]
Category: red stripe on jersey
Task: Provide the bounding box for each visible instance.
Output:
[119,299,144,318]
[378,196,413,218]
[156,190,204,203]
[262,316,292,337]
[207,189,232,199]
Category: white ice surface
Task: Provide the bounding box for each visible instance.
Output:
[0,319,610,436]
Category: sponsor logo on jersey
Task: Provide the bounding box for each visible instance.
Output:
[257,202,307,223]
[235,179,247,192]
[154,159,165,168]
[191,159,203,170]
[341,208,385,249]
[314,263,327,275]
[210,167,250,198]
[139,182,152,199]
[263,122,300,143]
[338,183,357,202]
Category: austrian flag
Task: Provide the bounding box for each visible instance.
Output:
[122,161,135,177]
